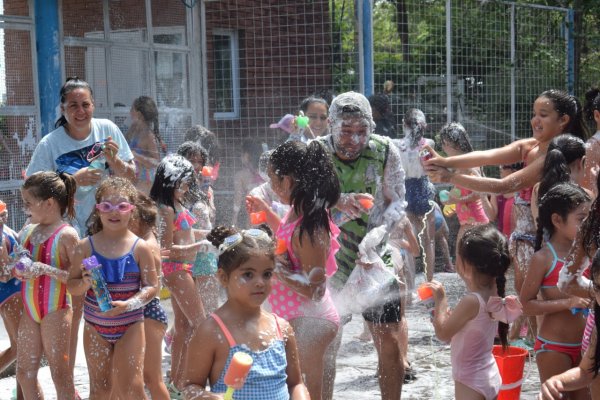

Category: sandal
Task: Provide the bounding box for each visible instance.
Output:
[404,363,417,383]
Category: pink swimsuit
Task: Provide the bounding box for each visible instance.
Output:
[455,186,489,225]
[451,292,501,400]
[268,212,340,326]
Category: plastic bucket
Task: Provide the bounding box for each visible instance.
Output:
[492,345,528,400]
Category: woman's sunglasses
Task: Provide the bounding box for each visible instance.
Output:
[95,202,135,213]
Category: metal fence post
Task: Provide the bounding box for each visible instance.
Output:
[566,8,575,95]
[359,0,374,96]
[445,0,452,123]
[510,3,516,142]
[34,0,61,137]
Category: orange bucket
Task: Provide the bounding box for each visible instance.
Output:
[492,345,528,400]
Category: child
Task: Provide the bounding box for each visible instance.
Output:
[520,182,591,397]
[583,87,600,195]
[427,224,521,400]
[431,201,454,273]
[0,212,23,398]
[531,134,588,224]
[539,248,600,399]
[181,225,310,399]
[486,163,521,238]
[150,154,207,394]
[300,96,329,137]
[266,140,341,400]
[68,177,158,399]
[129,192,170,400]
[232,140,265,227]
[177,141,220,314]
[437,122,490,249]
[13,172,79,399]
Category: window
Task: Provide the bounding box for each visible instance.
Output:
[213,30,240,119]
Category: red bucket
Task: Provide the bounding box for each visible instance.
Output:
[492,345,528,400]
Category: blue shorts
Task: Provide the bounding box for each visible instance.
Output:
[143,298,168,326]
[405,177,434,215]
[0,278,21,306]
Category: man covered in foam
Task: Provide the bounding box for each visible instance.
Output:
[317,91,408,400]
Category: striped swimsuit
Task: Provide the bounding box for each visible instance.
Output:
[83,237,144,343]
[21,224,71,323]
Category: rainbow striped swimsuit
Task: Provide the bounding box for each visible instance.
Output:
[21,224,71,323]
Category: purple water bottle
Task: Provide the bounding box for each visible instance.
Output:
[82,255,113,312]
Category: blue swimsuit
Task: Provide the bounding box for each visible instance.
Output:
[210,313,290,400]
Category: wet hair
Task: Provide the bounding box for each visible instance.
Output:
[149,154,195,211]
[580,172,600,258]
[539,89,588,140]
[300,96,328,114]
[438,122,474,153]
[184,125,220,164]
[535,182,590,252]
[457,224,511,349]
[177,141,208,167]
[88,177,138,234]
[132,96,166,154]
[584,87,600,128]
[402,108,427,149]
[269,141,340,243]
[207,225,274,275]
[133,191,158,233]
[55,77,94,128]
[22,171,77,220]
[537,134,586,202]
[589,249,600,376]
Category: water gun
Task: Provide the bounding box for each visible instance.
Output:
[438,189,461,217]
[83,255,113,312]
[296,111,309,128]
[223,351,253,400]
[571,307,590,317]
[417,283,435,318]
[331,197,374,226]
[275,239,287,255]
[250,211,267,225]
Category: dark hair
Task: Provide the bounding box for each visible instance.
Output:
[368,93,392,116]
[501,162,524,171]
[402,108,427,149]
[438,122,474,153]
[584,87,600,128]
[55,77,94,128]
[539,89,588,140]
[133,191,158,232]
[207,225,274,275]
[589,249,600,376]
[149,154,195,211]
[177,141,208,166]
[22,171,77,220]
[184,125,219,164]
[242,140,264,170]
[269,141,340,243]
[457,224,511,349]
[132,96,166,154]
[88,177,138,234]
[580,172,600,258]
[537,134,586,202]
[300,97,328,114]
[535,182,590,252]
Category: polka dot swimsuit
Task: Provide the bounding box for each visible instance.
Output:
[268,212,340,326]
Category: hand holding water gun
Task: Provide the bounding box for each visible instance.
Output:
[332,193,374,226]
[223,352,253,400]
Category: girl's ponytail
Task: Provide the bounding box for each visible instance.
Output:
[59,173,77,220]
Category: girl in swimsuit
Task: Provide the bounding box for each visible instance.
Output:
[520,182,591,398]
[181,225,310,400]
[150,154,207,393]
[68,177,158,399]
[540,249,600,399]
[426,224,521,400]
[126,96,165,195]
[15,171,79,399]
[437,122,490,251]
[424,89,588,338]
[129,192,170,400]
[265,140,341,400]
